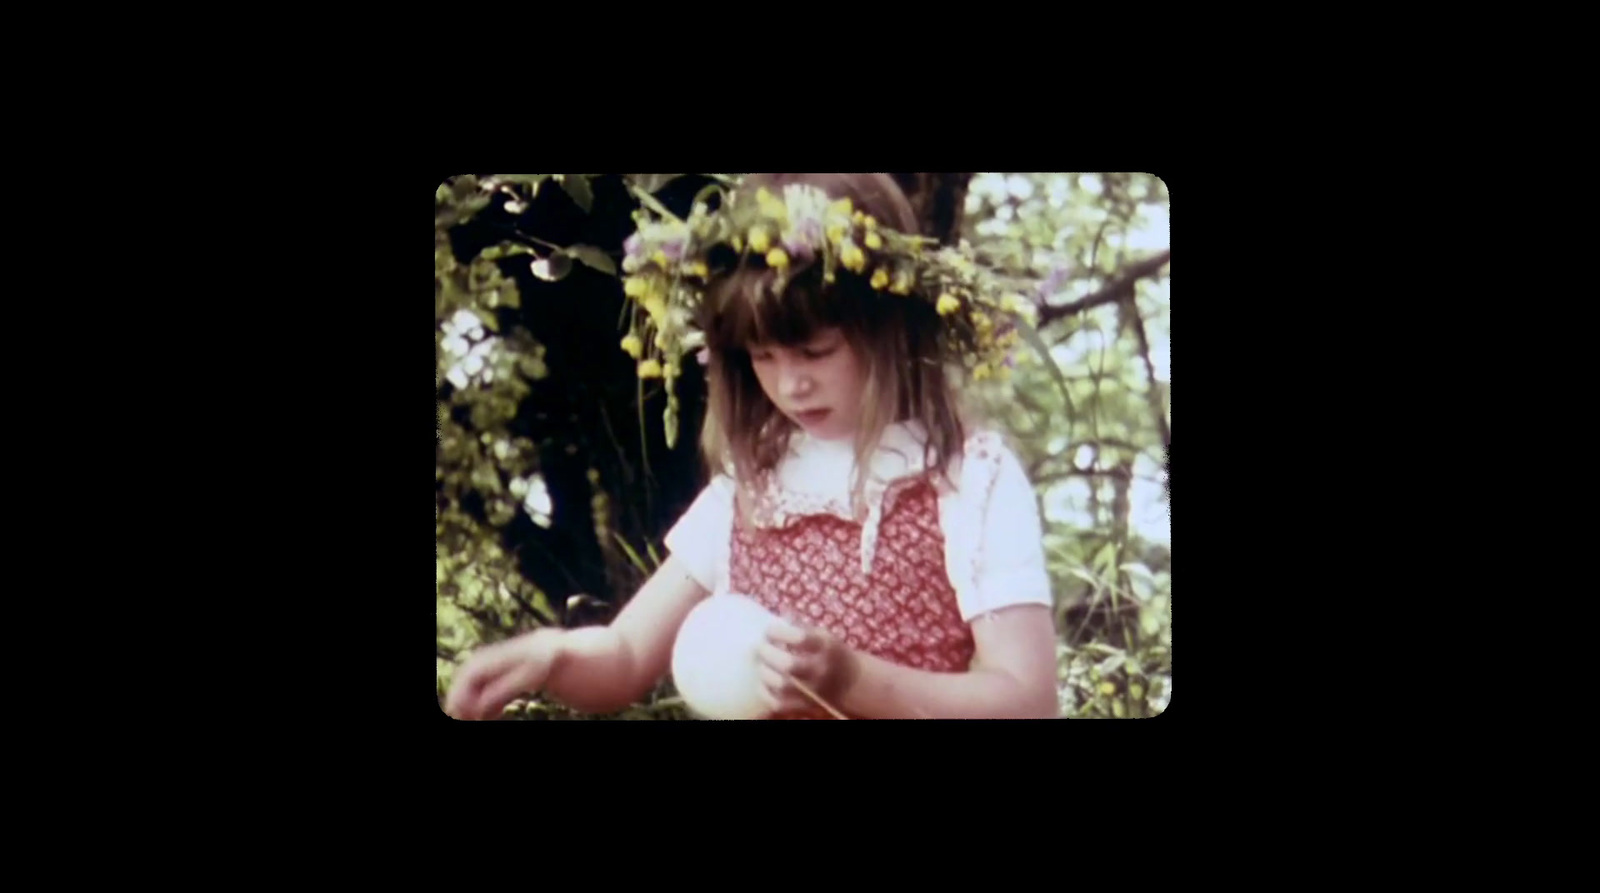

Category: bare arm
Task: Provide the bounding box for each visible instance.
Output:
[446,555,708,719]
[542,555,709,714]
[841,605,1058,718]
[762,603,1059,719]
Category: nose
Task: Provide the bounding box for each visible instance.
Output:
[778,360,812,399]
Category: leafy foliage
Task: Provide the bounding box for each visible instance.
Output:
[436,172,1171,718]
[959,173,1171,717]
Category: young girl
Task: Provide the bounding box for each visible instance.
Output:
[445,173,1059,720]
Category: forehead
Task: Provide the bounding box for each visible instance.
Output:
[746,326,843,349]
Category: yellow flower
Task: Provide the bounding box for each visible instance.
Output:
[825,224,846,244]
[620,334,643,358]
[1000,293,1023,313]
[644,295,666,321]
[731,235,743,252]
[937,294,960,316]
[864,232,882,250]
[652,250,668,267]
[1099,681,1117,696]
[766,248,789,269]
[655,331,671,350]
[830,198,853,217]
[972,311,993,331]
[749,227,771,253]
[757,188,787,221]
[972,364,991,381]
[852,211,865,224]
[638,358,663,379]
[842,243,866,272]
[684,261,708,278]
[890,270,914,295]
[624,276,647,298]
[863,215,877,229]
[870,268,889,290]
[664,362,681,380]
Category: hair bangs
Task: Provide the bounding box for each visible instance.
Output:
[706,263,858,352]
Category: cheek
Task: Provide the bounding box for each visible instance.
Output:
[831,355,866,396]
[750,364,780,397]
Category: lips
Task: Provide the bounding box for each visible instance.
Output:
[794,409,831,424]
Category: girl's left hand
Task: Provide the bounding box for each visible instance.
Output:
[757,620,857,715]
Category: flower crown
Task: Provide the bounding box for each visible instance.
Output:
[617,181,1033,447]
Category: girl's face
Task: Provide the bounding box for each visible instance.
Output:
[747,327,866,441]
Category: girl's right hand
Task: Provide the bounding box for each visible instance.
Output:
[445,629,565,720]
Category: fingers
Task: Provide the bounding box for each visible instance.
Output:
[476,666,539,720]
[767,620,823,653]
[757,643,798,677]
[445,659,502,720]
[445,636,546,720]
[757,664,811,714]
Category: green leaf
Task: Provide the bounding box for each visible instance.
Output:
[1093,541,1118,575]
[531,255,573,282]
[1013,316,1075,419]
[561,175,594,213]
[1067,567,1101,589]
[612,533,651,575]
[529,589,556,624]
[633,174,684,194]
[1121,564,1153,602]
[499,174,548,193]
[565,245,617,276]
[629,184,681,222]
[499,280,521,309]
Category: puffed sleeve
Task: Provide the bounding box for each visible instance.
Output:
[942,432,1054,622]
[663,474,736,593]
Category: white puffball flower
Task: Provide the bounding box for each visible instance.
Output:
[522,475,553,527]
[671,594,781,720]
[447,309,481,337]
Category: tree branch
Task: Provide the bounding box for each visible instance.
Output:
[1033,466,1166,489]
[1036,250,1171,326]
[1126,295,1171,450]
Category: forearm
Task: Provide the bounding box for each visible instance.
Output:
[541,627,645,715]
[836,650,1058,719]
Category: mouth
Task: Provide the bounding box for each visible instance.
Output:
[793,408,832,425]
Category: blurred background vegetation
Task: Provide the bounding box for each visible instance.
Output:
[436,173,1170,719]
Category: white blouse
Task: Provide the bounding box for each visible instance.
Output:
[664,422,1052,623]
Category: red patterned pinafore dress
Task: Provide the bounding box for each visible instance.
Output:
[728,472,977,720]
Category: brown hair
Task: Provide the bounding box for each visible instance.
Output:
[696,173,970,517]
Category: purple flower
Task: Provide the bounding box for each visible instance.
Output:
[782,236,815,262]
[661,239,685,261]
[697,348,710,366]
[1040,264,1070,298]
[624,234,644,259]
[782,218,822,262]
